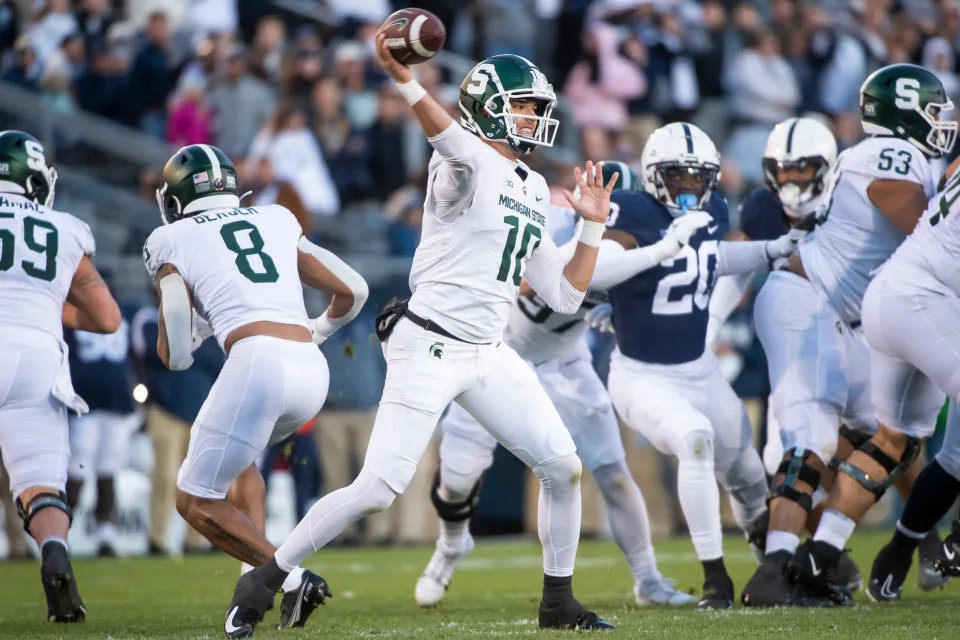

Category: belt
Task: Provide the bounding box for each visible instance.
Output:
[403,309,490,345]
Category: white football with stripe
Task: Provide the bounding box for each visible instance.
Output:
[380,8,446,65]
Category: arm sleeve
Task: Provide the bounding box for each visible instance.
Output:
[297,237,369,338]
[589,238,674,289]
[523,234,586,315]
[427,123,485,222]
[705,272,753,346]
[716,240,769,276]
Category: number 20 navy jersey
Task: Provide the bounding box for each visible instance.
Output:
[607,190,730,365]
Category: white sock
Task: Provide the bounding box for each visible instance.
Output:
[533,454,582,576]
[275,470,396,572]
[281,566,306,592]
[41,535,67,551]
[593,461,659,582]
[677,459,723,561]
[766,530,800,556]
[97,522,117,545]
[813,509,856,551]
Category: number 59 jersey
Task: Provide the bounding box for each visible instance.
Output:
[0,193,95,342]
[143,205,309,349]
[607,190,729,365]
[798,136,936,324]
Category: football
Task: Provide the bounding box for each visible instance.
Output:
[380,8,446,65]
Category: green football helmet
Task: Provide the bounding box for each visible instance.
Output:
[156,144,240,224]
[599,160,641,191]
[459,54,558,155]
[860,63,957,157]
[0,130,57,208]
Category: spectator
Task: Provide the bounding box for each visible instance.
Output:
[563,20,647,134]
[366,84,412,201]
[166,74,214,146]
[131,304,224,555]
[27,0,77,65]
[248,14,286,85]
[923,37,960,102]
[64,306,139,557]
[75,37,136,126]
[0,0,19,54]
[334,40,378,130]
[313,76,373,204]
[242,155,312,234]
[3,35,40,90]
[209,43,276,158]
[692,0,731,144]
[186,0,238,38]
[129,11,179,139]
[75,0,114,52]
[727,29,799,126]
[384,184,424,257]
[282,32,324,103]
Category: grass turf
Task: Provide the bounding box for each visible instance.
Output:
[0,531,956,639]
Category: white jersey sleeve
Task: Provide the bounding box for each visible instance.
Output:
[143,225,175,279]
[426,123,489,222]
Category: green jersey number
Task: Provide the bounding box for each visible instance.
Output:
[877,148,912,176]
[0,214,59,281]
[219,220,279,283]
[497,215,542,286]
[931,171,960,227]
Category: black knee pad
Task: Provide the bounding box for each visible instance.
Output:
[430,469,483,523]
[828,425,873,471]
[838,437,921,501]
[16,491,73,533]
[766,448,821,513]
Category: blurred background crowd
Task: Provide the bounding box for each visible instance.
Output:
[1,0,959,559]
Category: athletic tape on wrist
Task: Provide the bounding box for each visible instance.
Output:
[397,79,427,105]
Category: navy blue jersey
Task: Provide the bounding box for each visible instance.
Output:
[739,187,790,241]
[64,302,137,413]
[608,190,730,365]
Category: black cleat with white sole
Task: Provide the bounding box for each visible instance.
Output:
[697,571,734,610]
[934,520,960,577]
[786,540,852,607]
[742,551,793,607]
[835,550,862,593]
[277,570,333,629]
[917,528,950,590]
[40,542,86,623]
[538,599,616,630]
[225,567,281,639]
[867,540,911,603]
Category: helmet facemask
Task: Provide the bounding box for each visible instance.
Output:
[486,92,558,155]
[650,162,719,215]
[918,99,958,157]
[762,156,829,218]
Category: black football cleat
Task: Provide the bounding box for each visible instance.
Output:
[742,551,793,607]
[867,540,911,603]
[225,567,280,639]
[835,550,862,592]
[934,520,960,577]
[539,599,616,630]
[277,570,333,629]
[697,571,734,610]
[40,542,86,623]
[917,528,950,590]
[786,540,852,607]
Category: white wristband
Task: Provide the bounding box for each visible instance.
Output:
[397,79,427,106]
[579,220,605,247]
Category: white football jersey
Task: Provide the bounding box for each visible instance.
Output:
[0,193,95,342]
[407,124,571,343]
[143,204,309,349]
[798,136,936,323]
[504,205,607,362]
[886,170,960,296]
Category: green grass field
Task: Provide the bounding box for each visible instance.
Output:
[1,531,957,640]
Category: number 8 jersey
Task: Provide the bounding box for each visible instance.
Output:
[606,189,729,365]
[0,193,95,342]
[143,204,309,349]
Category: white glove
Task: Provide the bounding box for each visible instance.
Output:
[191,310,213,351]
[585,303,615,333]
[764,227,808,261]
[660,211,714,255]
[308,316,330,345]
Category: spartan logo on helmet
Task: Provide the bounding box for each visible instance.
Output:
[860,63,958,157]
[155,144,241,225]
[458,54,559,155]
[0,130,57,208]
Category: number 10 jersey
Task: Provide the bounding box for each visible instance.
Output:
[143,204,309,349]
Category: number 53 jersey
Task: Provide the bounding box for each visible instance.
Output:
[607,190,729,365]
[0,193,95,342]
[143,205,309,349]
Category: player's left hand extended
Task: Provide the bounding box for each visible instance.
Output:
[765,227,808,260]
[563,160,618,225]
[584,303,614,333]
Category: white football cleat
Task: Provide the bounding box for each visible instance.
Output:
[634,576,697,606]
[414,533,476,607]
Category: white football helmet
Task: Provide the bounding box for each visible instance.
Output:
[762,117,837,219]
[641,122,721,216]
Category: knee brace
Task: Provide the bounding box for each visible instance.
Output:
[767,448,821,513]
[837,437,922,501]
[828,424,872,471]
[430,469,483,522]
[16,491,73,533]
